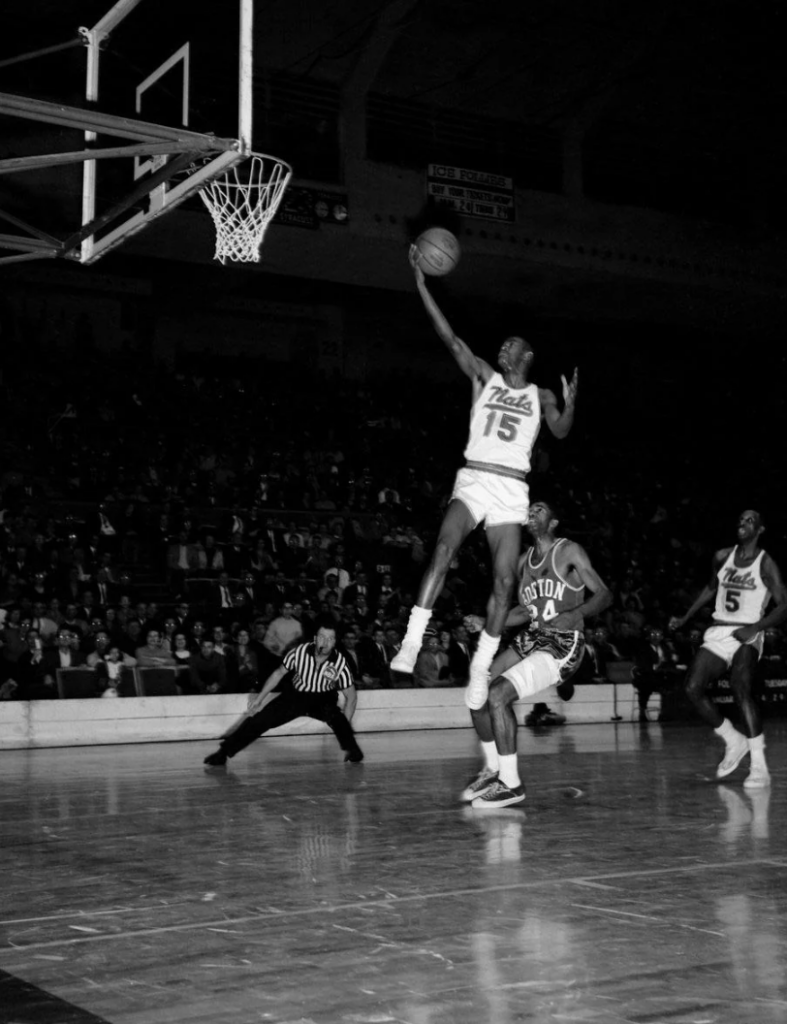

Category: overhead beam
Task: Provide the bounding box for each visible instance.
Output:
[340,0,421,162]
[0,91,238,148]
[0,140,221,176]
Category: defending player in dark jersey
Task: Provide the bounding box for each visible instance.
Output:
[669,510,787,788]
[462,500,611,808]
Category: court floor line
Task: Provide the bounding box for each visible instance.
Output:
[1,857,784,955]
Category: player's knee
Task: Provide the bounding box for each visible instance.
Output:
[432,537,457,573]
[487,677,512,712]
[491,567,516,596]
[684,670,705,703]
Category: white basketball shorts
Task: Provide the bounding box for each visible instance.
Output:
[451,467,529,528]
[702,623,764,667]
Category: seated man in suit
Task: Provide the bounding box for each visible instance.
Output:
[413,628,451,688]
[43,629,86,675]
[631,624,681,722]
[359,627,392,688]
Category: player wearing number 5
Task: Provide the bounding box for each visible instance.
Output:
[391,246,578,713]
[669,510,787,789]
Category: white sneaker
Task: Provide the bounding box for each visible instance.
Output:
[460,767,498,802]
[465,670,490,710]
[390,640,419,674]
[743,763,771,789]
[716,733,749,779]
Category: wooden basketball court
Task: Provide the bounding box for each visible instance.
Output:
[2,722,786,1023]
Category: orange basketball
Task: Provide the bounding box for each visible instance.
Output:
[415,227,461,276]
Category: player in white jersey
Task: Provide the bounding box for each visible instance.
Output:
[669,510,787,788]
[391,249,578,709]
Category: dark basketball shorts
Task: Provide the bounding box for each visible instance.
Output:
[504,628,585,700]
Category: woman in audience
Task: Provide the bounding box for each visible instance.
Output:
[227,627,258,692]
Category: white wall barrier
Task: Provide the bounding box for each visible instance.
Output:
[0,683,650,750]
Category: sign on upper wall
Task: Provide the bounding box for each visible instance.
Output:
[277,187,349,229]
[427,165,515,222]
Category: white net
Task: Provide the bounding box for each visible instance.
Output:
[199,154,292,264]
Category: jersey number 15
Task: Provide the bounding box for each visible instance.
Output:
[483,411,521,442]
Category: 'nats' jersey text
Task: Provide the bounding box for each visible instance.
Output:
[713,549,771,625]
[464,373,541,472]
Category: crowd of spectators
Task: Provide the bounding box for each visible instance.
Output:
[2,342,786,711]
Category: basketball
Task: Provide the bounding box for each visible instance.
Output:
[415,227,461,276]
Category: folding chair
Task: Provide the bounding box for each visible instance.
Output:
[56,668,100,699]
[134,667,180,696]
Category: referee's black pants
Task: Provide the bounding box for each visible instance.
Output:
[220,686,363,760]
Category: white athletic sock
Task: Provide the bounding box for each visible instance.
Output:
[715,718,743,743]
[498,753,521,789]
[402,605,432,647]
[748,733,767,769]
[480,741,499,773]
[470,630,501,677]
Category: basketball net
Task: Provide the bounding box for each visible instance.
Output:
[199,153,292,264]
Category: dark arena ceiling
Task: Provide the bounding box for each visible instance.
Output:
[1,0,785,331]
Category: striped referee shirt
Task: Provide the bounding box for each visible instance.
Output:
[283,643,354,694]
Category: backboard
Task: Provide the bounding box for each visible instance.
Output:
[80,0,253,263]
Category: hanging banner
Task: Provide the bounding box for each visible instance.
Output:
[427,164,515,222]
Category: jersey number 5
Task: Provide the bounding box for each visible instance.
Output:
[725,590,741,613]
[483,410,520,442]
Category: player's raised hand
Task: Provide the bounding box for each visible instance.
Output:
[561,367,578,407]
[409,243,425,283]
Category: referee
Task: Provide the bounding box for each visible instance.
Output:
[204,622,364,766]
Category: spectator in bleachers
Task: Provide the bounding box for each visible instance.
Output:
[13,629,57,700]
[189,619,208,650]
[631,625,681,723]
[189,638,228,694]
[135,628,176,668]
[227,627,258,692]
[44,629,85,672]
[171,632,192,667]
[88,632,136,670]
[212,571,237,622]
[197,534,224,574]
[413,629,450,688]
[30,600,58,644]
[222,532,248,576]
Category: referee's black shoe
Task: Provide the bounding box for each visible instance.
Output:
[204,749,228,767]
[344,748,364,763]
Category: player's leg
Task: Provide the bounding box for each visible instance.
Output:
[392,498,476,674]
[473,648,559,809]
[728,645,770,788]
[309,695,364,763]
[469,675,525,808]
[460,646,520,802]
[685,646,748,778]
[203,691,301,766]
[464,521,521,710]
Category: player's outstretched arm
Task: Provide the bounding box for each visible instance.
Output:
[409,245,494,383]
[668,550,727,631]
[541,368,578,439]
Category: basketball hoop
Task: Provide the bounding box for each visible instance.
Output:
[198,153,292,264]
